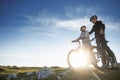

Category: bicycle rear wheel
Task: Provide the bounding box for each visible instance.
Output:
[104,48,117,68]
[108,50,117,68]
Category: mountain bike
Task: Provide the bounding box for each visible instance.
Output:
[67,40,101,69]
[92,37,117,69]
[67,38,117,69]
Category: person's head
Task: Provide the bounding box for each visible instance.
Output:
[80,26,86,32]
[90,15,98,24]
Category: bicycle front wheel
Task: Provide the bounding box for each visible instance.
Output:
[67,49,76,69]
[67,49,88,69]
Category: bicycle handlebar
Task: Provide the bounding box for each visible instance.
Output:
[90,37,109,43]
[91,37,95,42]
[71,37,97,45]
[72,40,80,45]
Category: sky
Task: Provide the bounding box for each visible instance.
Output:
[0,0,120,67]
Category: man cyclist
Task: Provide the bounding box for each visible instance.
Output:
[89,15,113,69]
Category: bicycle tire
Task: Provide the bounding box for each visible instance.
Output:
[67,49,76,69]
[96,45,110,69]
[103,49,110,68]
[109,50,117,68]
[67,48,102,69]
[104,48,117,68]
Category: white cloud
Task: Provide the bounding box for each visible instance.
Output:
[55,17,120,31]
[22,14,120,32]
[20,5,119,32]
[19,6,120,38]
[55,18,92,30]
[100,16,120,30]
[64,6,120,31]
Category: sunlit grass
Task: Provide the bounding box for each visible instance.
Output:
[0,65,120,80]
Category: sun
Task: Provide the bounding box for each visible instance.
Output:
[69,50,89,68]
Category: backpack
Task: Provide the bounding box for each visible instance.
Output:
[99,21,105,36]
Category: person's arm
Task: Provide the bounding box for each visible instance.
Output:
[72,35,81,42]
[89,26,94,34]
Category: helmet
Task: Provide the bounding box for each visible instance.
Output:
[90,15,98,21]
[80,26,86,31]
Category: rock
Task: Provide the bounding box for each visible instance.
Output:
[7,73,17,80]
[36,67,56,80]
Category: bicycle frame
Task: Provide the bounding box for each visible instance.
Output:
[69,40,103,68]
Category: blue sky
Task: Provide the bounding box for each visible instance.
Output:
[0,0,120,67]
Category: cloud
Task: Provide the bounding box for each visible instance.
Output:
[22,15,120,32]
[100,16,120,30]
[64,6,120,31]
[64,6,98,18]
[55,17,120,31]
[18,15,59,37]
[55,18,92,31]
[19,6,120,37]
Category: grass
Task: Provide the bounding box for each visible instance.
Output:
[0,65,120,80]
[0,66,40,75]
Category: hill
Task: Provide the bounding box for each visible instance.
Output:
[0,65,120,80]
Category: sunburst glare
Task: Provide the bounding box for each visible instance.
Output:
[69,49,89,68]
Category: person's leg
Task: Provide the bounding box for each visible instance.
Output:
[89,48,97,67]
[83,46,91,64]
[96,37,106,65]
[100,36,112,54]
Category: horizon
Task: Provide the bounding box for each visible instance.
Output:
[0,0,120,67]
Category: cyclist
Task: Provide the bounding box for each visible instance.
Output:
[72,26,97,66]
[89,15,112,68]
